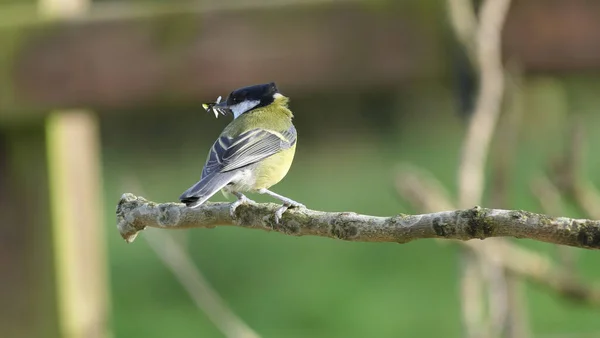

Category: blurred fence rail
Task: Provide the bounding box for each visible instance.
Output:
[0,0,599,117]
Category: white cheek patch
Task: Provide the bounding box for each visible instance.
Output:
[230,100,260,119]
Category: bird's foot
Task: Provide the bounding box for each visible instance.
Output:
[229,193,256,218]
[274,200,305,224]
[256,188,305,224]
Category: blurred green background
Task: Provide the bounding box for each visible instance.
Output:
[103,78,600,338]
[2,0,600,337]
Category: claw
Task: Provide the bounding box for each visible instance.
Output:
[273,201,305,224]
[229,193,256,218]
[256,188,305,224]
[274,205,288,224]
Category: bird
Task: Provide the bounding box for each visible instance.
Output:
[179,82,304,223]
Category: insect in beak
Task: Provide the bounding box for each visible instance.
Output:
[202,96,229,118]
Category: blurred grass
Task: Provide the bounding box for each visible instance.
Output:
[101,80,600,337]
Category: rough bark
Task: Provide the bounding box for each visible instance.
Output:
[116,193,600,250]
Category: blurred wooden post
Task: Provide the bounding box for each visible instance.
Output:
[46,112,110,338]
[39,1,110,338]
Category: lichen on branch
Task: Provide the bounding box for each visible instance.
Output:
[116,193,600,250]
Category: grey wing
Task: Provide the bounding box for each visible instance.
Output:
[200,135,232,179]
[180,125,296,207]
[179,133,235,206]
[202,125,297,177]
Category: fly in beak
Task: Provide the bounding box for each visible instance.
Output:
[202,96,229,118]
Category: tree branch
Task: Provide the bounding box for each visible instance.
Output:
[447,0,478,62]
[117,193,600,250]
[396,166,600,307]
[451,0,514,335]
[458,0,513,208]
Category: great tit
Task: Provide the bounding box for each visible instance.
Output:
[179,82,304,223]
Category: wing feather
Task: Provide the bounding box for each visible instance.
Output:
[201,126,296,178]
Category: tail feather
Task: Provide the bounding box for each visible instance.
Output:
[179,171,237,208]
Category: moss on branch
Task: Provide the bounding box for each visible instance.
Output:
[116,193,600,249]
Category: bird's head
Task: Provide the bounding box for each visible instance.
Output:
[203,82,287,119]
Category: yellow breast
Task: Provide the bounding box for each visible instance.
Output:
[252,143,296,190]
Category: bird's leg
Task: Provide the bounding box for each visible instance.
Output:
[258,188,305,223]
[229,192,256,218]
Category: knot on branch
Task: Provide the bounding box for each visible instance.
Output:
[462,206,495,240]
[576,221,600,249]
[117,193,151,243]
[432,216,456,238]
